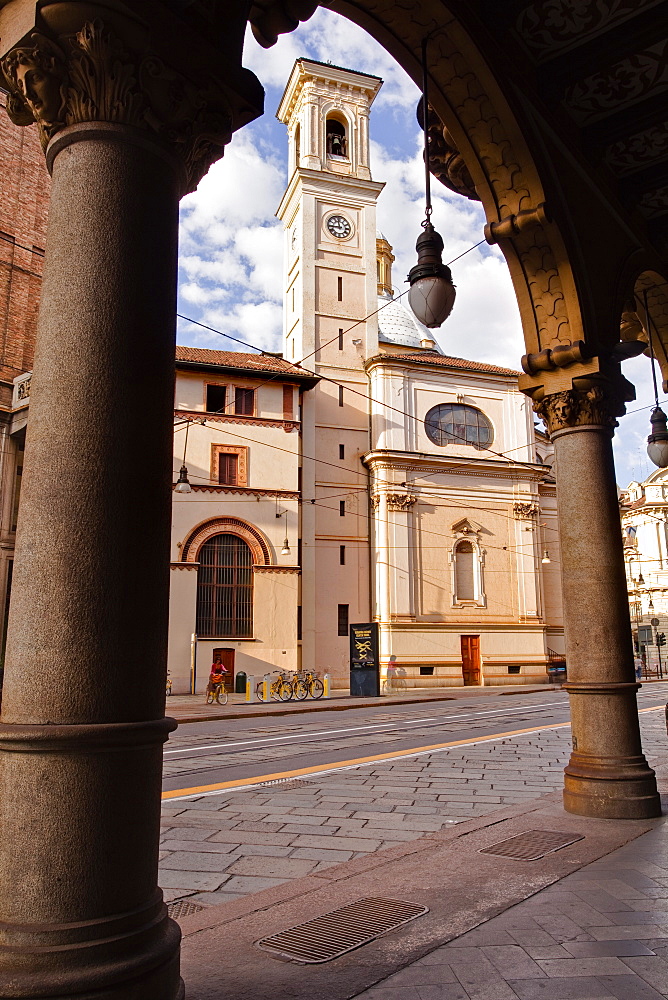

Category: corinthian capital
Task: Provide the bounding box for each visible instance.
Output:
[0,11,262,194]
[534,379,631,436]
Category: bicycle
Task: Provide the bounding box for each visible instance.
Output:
[383,669,407,696]
[256,671,293,702]
[206,682,228,705]
[294,670,324,700]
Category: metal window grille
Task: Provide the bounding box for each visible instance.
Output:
[218,453,238,486]
[206,384,226,413]
[338,604,349,636]
[196,534,253,637]
[235,387,254,416]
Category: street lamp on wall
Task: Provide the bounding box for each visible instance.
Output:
[174,419,193,493]
[407,37,456,329]
[276,506,291,556]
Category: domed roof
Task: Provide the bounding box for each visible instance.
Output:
[377,291,443,351]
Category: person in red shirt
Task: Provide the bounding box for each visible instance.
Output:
[207,662,226,696]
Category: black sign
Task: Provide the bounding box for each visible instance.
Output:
[349,622,380,697]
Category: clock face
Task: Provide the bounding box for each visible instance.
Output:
[326,214,352,239]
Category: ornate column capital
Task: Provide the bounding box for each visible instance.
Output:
[533,376,633,436]
[0,8,263,194]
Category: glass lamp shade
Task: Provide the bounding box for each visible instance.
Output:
[281,538,291,555]
[647,407,668,468]
[175,464,192,493]
[408,276,456,329]
[407,222,456,329]
[541,550,551,564]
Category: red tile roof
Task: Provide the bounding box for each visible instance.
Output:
[369,351,520,377]
[176,346,314,378]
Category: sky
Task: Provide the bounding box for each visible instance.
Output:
[176,7,662,490]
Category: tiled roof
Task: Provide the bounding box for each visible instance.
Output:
[176,346,313,378]
[369,351,520,377]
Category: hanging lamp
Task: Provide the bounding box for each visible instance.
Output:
[643,291,668,468]
[407,38,456,329]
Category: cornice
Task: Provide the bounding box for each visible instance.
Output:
[253,565,300,573]
[186,485,299,499]
[362,449,546,482]
[175,409,300,432]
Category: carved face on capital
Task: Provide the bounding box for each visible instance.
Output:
[3,39,66,130]
[551,393,574,427]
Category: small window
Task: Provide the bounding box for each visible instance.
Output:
[420,666,434,676]
[283,384,293,420]
[339,444,345,460]
[206,384,227,413]
[508,665,521,675]
[218,453,238,486]
[338,328,343,351]
[326,119,347,158]
[339,500,345,516]
[337,604,349,636]
[235,387,254,416]
[425,403,493,450]
[337,276,343,301]
[340,545,346,565]
[455,541,475,601]
[339,386,344,406]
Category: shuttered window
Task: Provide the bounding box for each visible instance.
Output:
[235,388,254,416]
[196,534,253,637]
[455,541,475,601]
[218,453,238,486]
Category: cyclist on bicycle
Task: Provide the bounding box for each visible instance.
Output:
[207,662,226,697]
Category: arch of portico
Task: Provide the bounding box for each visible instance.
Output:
[0,1,666,997]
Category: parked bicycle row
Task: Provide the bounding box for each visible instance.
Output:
[256,669,324,702]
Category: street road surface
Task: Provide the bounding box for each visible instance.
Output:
[162,686,666,796]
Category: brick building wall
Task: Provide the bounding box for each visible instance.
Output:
[0,93,49,408]
[0,96,50,662]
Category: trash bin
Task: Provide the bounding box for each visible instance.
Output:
[235,671,247,694]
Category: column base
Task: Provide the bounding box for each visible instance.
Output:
[564,751,662,819]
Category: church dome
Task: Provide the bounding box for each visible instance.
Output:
[377,290,443,351]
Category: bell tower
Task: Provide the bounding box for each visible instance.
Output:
[276,59,384,367]
[276,60,384,680]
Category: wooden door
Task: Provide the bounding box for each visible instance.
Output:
[461,635,481,686]
[213,647,235,692]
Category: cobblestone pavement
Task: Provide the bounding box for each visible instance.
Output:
[353,819,668,1000]
[160,708,667,910]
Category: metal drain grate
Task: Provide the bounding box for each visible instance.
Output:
[257,777,315,790]
[257,897,428,964]
[480,829,584,861]
[167,900,205,920]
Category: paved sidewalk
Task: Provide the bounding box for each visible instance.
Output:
[165,685,557,724]
[160,721,574,906]
[355,822,668,1000]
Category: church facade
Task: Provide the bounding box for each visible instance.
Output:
[162,59,564,692]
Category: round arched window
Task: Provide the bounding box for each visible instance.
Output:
[425,403,493,450]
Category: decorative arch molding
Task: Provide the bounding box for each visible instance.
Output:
[181,517,271,565]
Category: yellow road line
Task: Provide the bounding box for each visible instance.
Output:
[162,704,665,802]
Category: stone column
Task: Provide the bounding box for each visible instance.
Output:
[536,381,661,819]
[0,10,261,999]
